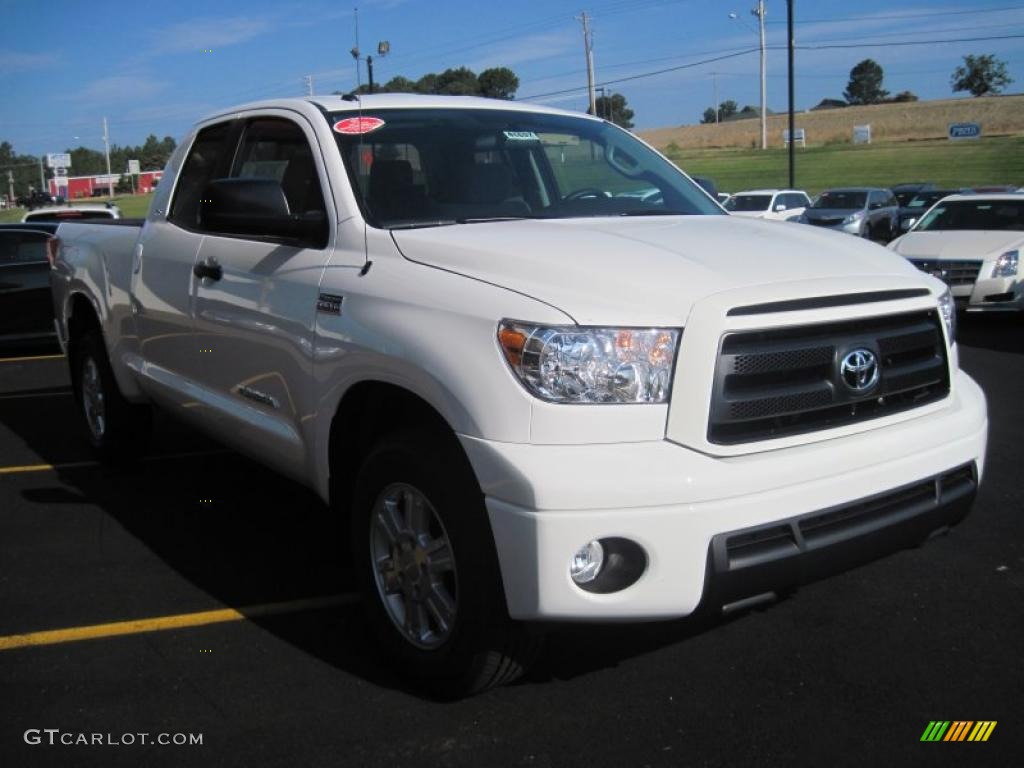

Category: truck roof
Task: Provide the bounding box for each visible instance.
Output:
[197,94,601,127]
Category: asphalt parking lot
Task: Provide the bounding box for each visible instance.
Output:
[1,316,1021,768]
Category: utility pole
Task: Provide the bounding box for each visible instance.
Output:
[577,11,596,116]
[712,72,720,123]
[7,170,14,205]
[102,116,113,200]
[755,0,767,149]
[303,75,314,96]
[38,158,45,195]
[367,56,374,94]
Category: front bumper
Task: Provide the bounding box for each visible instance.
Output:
[460,370,987,621]
[955,276,1023,312]
[806,220,862,235]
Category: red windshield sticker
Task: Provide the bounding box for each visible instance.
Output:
[333,117,386,135]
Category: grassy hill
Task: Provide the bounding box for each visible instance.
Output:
[641,93,1024,150]
[664,136,1024,197]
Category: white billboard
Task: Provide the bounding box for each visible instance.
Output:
[127,159,141,175]
[47,153,72,168]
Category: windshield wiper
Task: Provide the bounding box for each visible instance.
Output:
[616,209,691,216]
[454,216,540,224]
[387,220,457,230]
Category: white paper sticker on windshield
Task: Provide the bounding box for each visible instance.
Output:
[503,131,540,142]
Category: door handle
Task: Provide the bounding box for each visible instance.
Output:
[193,260,222,281]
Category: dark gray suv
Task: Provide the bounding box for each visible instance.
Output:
[799,187,899,241]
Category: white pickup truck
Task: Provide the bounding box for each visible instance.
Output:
[51,95,987,695]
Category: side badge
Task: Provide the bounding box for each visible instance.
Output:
[317,293,343,315]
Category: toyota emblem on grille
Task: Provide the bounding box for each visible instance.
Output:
[839,348,879,392]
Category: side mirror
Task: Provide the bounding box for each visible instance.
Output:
[869,201,882,210]
[774,203,787,212]
[200,178,325,242]
[901,217,917,231]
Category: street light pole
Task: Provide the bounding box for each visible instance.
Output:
[755,0,767,149]
[102,117,113,200]
[787,0,795,188]
[729,5,767,148]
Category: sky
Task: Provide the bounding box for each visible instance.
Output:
[1,0,1022,157]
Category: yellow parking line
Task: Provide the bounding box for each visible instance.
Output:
[0,460,97,475]
[0,594,358,651]
[0,449,233,475]
[0,390,72,400]
[0,353,65,363]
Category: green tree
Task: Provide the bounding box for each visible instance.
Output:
[478,67,519,99]
[719,100,738,119]
[381,75,417,93]
[590,92,634,129]
[434,67,479,95]
[844,59,889,105]
[889,90,918,103]
[414,73,439,93]
[951,54,1013,96]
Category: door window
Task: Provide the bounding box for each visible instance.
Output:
[225,118,329,247]
[168,121,235,230]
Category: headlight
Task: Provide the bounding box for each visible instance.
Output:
[937,288,956,344]
[842,211,864,224]
[498,321,680,404]
[993,249,1019,278]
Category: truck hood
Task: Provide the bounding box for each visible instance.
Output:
[890,230,1024,260]
[391,215,921,325]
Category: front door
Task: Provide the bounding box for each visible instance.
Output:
[191,114,334,478]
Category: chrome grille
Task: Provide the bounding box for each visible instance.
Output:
[708,310,950,444]
[907,258,982,286]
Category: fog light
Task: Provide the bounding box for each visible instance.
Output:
[570,540,604,584]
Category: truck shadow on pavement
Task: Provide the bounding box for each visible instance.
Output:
[2,393,743,699]
[0,342,828,699]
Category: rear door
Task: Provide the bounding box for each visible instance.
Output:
[190,113,333,476]
[0,229,53,339]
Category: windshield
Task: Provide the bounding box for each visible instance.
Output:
[893,190,920,207]
[725,194,772,212]
[915,199,1024,231]
[328,108,722,228]
[812,191,866,210]
[907,191,954,209]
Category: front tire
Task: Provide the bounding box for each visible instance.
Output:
[350,427,541,697]
[71,330,151,461]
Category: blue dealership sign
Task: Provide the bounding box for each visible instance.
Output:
[948,122,981,140]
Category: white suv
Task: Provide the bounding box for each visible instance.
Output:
[725,189,811,220]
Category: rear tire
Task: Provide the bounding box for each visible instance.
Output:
[71,330,151,462]
[350,427,542,697]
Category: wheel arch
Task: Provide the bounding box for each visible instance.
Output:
[325,380,481,515]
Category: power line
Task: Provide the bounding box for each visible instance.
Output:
[790,21,1024,45]
[766,4,1024,24]
[522,48,759,100]
[793,32,1024,50]
[522,31,1024,102]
